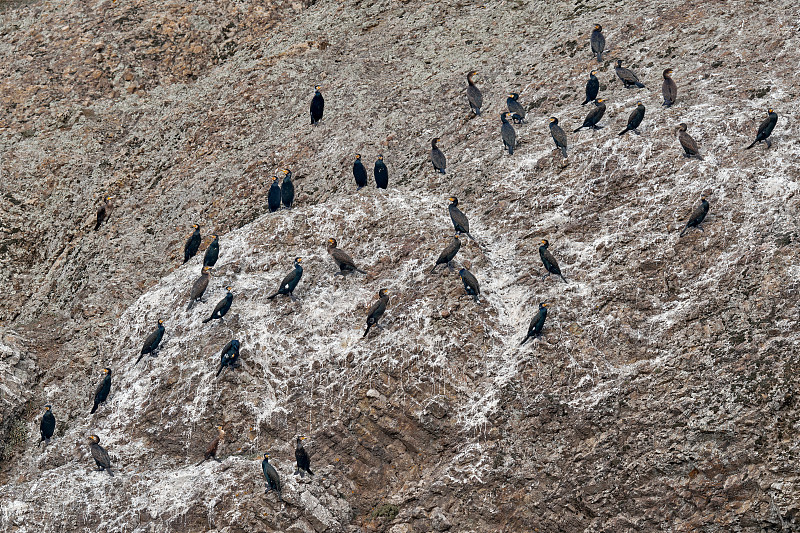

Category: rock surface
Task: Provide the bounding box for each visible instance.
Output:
[2,0,800,531]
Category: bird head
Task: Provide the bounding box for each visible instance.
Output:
[263,453,270,460]
[616,59,623,66]
[314,85,321,91]
[767,108,773,114]
[88,434,100,444]
[594,24,602,31]
[44,404,51,411]
[677,123,687,131]
[549,117,558,124]
[448,196,457,204]
[355,154,361,160]
[377,154,384,160]
[294,257,303,264]
[202,266,211,274]
[192,224,199,229]
[282,168,290,175]
[158,319,164,325]
[664,68,673,76]
[211,234,218,240]
[541,239,549,246]
[105,195,115,201]
[272,175,277,182]
[541,302,549,308]
[590,70,597,76]
[453,234,461,240]
[636,101,643,106]
[226,286,233,292]
[102,367,110,374]
[328,237,337,246]
[378,288,389,298]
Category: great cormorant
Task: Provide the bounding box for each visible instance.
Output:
[268,176,281,212]
[459,268,480,302]
[590,24,605,62]
[431,235,461,273]
[364,289,389,337]
[448,197,475,240]
[431,138,446,174]
[295,436,314,477]
[467,70,483,115]
[327,238,367,275]
[520,303,548,345]
[183,225,201,264]
[662,69,677,107]
[679,197,710,237]
[506,93,526,123]
[196,426,225,465]
[374,155,388,189]
[91,367,112,414]
[619,102,645,136]
[187,266,212,310]
[94,195,114,231]
[202,287,233,324]
[615,60,645,88]
[501,113,516,155]
[549,118,568,157]
[267,258,303,301]
[135,319,165,365]
[216,340,241,377]
[203,235,219,267]
[582,70,599,106]
[262,454,283,500]
[574,99,606,132]
[677,123,703,159]
[745,109,778,149]
[281,169,294,208]
[353,154,368,189]
[39,405,55,446]
[310,85,324,125]
[539,240,567,283]
[88,434,113,476]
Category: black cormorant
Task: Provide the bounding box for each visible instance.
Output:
[88,434,113,476]
[448,197,475,240]
[431,235,461,273]
[615,60,645,88]
[91,367,112,414]
[431,138,446,174]
[196,426,225,465]
[506,93,526,123]
[745,109,778,149]
[262,454,283,500]
[295,436,314,477]
[39,405,55,446]
[327,238,367,275]
[374,155,388,189]
[187,266,212,310]
[590,24,605,62]
[353,154,368,189]
[549,117,568,157]
[459,268,480,302]
[135,319,165,365]
[520,303,548,345]
[466,70,483,115]
[662,69,677,107]
[619,102,645,136]
[94,195,114,231]
[267,258,303,301]
[501,113,516,155]
[574,99,606,132]
[216,340,241,377]
[679,197,710,237]
[582,70,599,106]
[203,235,219,267]
[539,240,567,283]
[677,123,703,159]
[281,169,294,208]
[268,176,281,212]
[202,287,233,324]
[364,289,389,337]
[310,85,324,125]
[183,225,201,264]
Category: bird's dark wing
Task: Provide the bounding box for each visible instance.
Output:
[331,248,357,269]
[91,444,111,468]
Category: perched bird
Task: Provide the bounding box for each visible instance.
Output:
[281,169,294,208]
[582,70,599,106]
[91,367,112,414]
[183,224,201,264]
[430,138,447,174]
[353,154,368,189]
[619,102,646,136]
[310,85,324,125]
[459,268,480,302]
[431,235,461,273]
[745,109,778,149]
[267,258,303,301]
[187,266,212,310]
[364,289,389,337]
[268,176,281,212]
[88,434,113,476]
[203,235,219,268]
[216,340,241,377]
[539,240,567,283]
[94,195,114,231]
[549,117,568,158]
[327,238,367,276]
[590,24,605,62]
[294,436,314,477]
[506,93,526,123]
[574,99,606,132]
[374,155,388,189]
[520,303,548,345]
[262,454,282,500]
[615,60,645,88]
[677,123,703,159]
[501,113,517,155]
[202,287,234,324]
[196,426,225,465]
[448,197,476,240]
[135,319,165,365]
[466,70,483,115]
[679,197,710,237]
[39,405,55,446]
[662,68,677,107]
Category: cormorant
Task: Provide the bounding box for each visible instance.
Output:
[506,93,526,123]
[267,258,303,301]
[183,225,201,264]
[39,405,55,446]
[501,113,516,155]
[662,69,677,107]
[615,60,645,88]
[590,24,605,62]
[364,289,389,337]
[549,117,568,158]
[431,235,461,273]
[262,454,283,500]
[94,195,114,231]
[459,268,480,302]
[353,154,368,189]
[295,436,314,477]
[327,238,367,276]
[539,240,567,283]
[196,426,225,465]
[448,197,476,240]
[619,102,646,136]
[466,70,483,115]
[582,70,599,106]
[281,169,294,208]
[202,286,233,323]
[574,99,606,132]
[268,176,281,212]
[203,235,219,267]
[135,319,165,365]
[677,123,703,159]
[88,434,113,476]
[431,138,446,174]
[679,197,710,237]
[745,109,778,149]
[91,367,112,414]
[310,85,324,125]
[216,340,241,377]
[187,266,212,310]
[520,303,548,345]
[374,155,388,189]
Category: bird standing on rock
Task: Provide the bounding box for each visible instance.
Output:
[574,99,606,132]
[374,155,388,189]
[262,454,283,500]
[327,238,367,276]
[520,303,548,345]
[40,405,55,446]
[677,123,703,159]
[615,60,645,88]
[539,240,567,283]
[501,113,517,155]
[506,93,526,123]
[267,258,303,301]
[268,176,281,212]
[448,197,475,241]
[353,154,368,189]
[619,102,645,136]
[196,426,225,465]
[466,70,483,115]
[310,85,324,125]
[679,197,710,237]
[187,266,212,310]
[216,340,241,377]
[136,319,165,365]
[183,225,201,263]
[203,286,234,324]
[295,436,314,477]
[203,235,219,267]
[582,70,599,106]
[590,24,605,62]
[459,268,480,302]
[364,289,389,337]
[88,434,114,476]
[745,109,778,149]
[431,235,461,273]
[91,367,112,414]
[549,117,568,157]
[662,69,677,107]
[431,138,446,174]
[94,195,114,231]
[281,169,294,208]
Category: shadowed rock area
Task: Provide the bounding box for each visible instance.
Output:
[2,0,800,531]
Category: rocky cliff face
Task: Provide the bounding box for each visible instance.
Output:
[2,0,800,531]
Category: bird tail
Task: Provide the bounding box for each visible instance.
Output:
[581,99,589,106]
[307,468,314,476]
[662,100,673,107]
[186,300,194,311]
[107,469,115,477]
[364,323,372,337]
[508,145,514,155]
[430,265,438,274]
[520,336,529,346]
[134,354,144,366]
[94,221,101,231]
[91,403,98,414]
[635,82,645,88]
[196,458,206,466]
[355,268,368,275]
[596,52,602,62]
[618,128,629,136]
[511,113,524,123]
[573,126,583,133]
[202,316,213,324]
[679,225,689,237]
[560,274,568,284]
[267,292,278,300]
[560,146,567,158]
[745,140,757,150]
[216,365,224,377]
